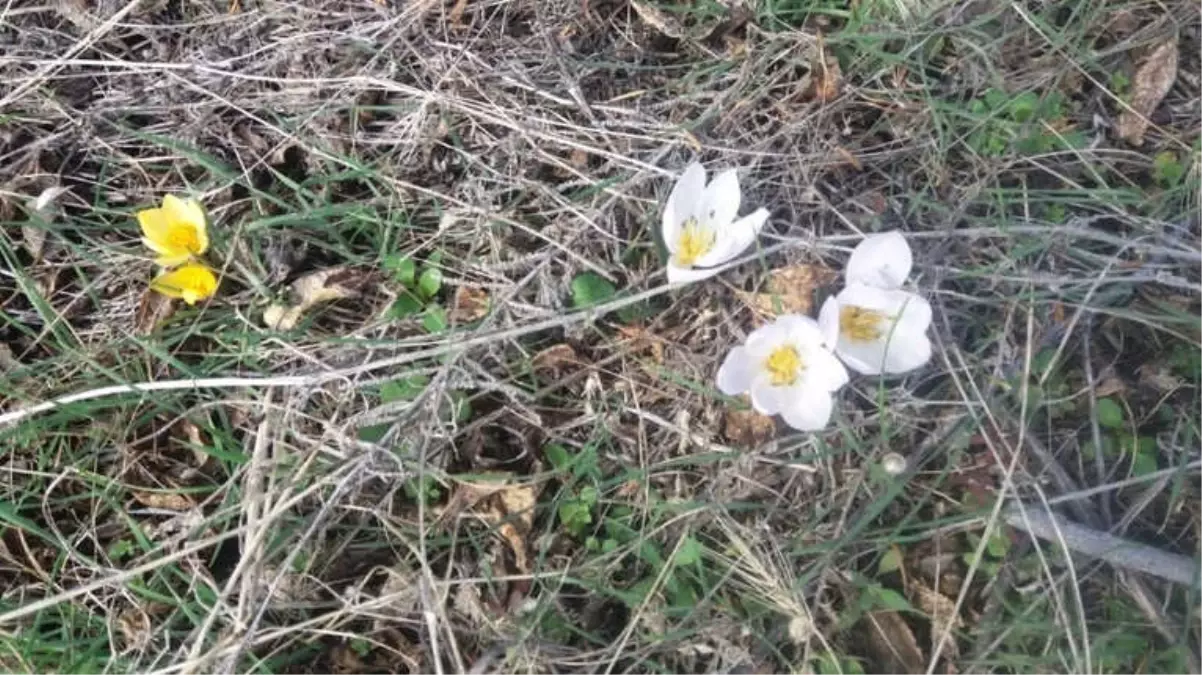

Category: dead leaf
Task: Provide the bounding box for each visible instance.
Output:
[630,1,686,37]
[1117,38,1179,146]
[131,490,195,511]
[22,186,68,262]
[134,287,178,335]
[615,325,665,364]
[862,610,925,674]
[449,286,490,322]
[115,605,153,651]
[453,477,540,574]
[810,36,842,103]
[569,149,589,168]
[263,304,304,331]
[291,267,363,305]
[722,407,776,447]
[1094,377,1126,398]
[448,0,469,28]
[1138,365,1183,393]
[834,145,862,170]
[739,264,837,318]
[263,267,366,330]
[910,578,962,660]
[177,419,211,468]
[0,343,16,370]
[21,226,46,262]
[532,343,580,374]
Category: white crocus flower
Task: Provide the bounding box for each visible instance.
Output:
[717,315,850,431]
[818,231,933,376]
[662,162,769,284]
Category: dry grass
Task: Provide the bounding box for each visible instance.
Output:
[0,0,1199,672]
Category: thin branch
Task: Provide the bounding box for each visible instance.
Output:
[1004,504,1200,586]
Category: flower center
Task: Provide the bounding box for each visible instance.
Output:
[839,305,890,342]
[674,218,716,267]
[166,226,201,253]
[763,345,804,386]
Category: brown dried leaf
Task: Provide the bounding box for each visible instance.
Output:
[456,477,540,574]
[448,0,469,28]
[615,325,666,364]
[910,578,962,660]
[449,286,490,322]
[630,0,687,38]
[134,287,178,335]
[291,267,363,307]
[1094,377,1126,398]
[811,37,842,103]
[739,264,837,318]
[115,606,152,651]
[131,490,195,511]
[1117,38,1179,146]
[722,407,777,447]
[21,226,46,262]
[262,304,304,331]
[862,610,925,674]
[263,267,366,329]
[22,186,68,262]
[532,343,580,374]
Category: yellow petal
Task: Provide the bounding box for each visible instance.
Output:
[138,207,186,257]
[137,195,209,260]
[161,195,209,254]
[150,264,218,306]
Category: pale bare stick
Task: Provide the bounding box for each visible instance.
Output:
[1005,504,1200,586]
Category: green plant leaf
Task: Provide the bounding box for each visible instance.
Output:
[422,305,448,333]
[385,255,417,287]
[544,443,571,471]
[1096,397,1124,429]
[675,535,703,566]
[570,272,617,309]
[864,585,912,613]
[418,266,442,299]
[986,530,1011,558]
[1131,449,1158,477]
[878,546,904,575]
[558,500,592,537]
[389,292,423,319]
[380,374,430,403]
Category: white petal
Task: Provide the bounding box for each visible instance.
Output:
[744,319,792,361]
[663,162,706,253]
[698,168,741,230]
[749,376,799,416]
[845,230,912,290]
[804,344,850,393]
[833,340,882,376]
[817,296,840,350]
[896,292,933,333]
[716,347,755,396]
[694,208,769,268]
[834,316,930,376]
[780,389,835,432]
[778,313,825,348]
[882,332,932,374]
[666,261,722,285]
[835,283,903,313]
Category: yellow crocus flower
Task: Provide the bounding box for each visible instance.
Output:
[137,195,209,267]
[150,263,219,305]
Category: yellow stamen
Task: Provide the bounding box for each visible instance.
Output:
[840,306,889,342]
[165,226,202,254]
[764,345,804,386]
[674,218,715,267]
